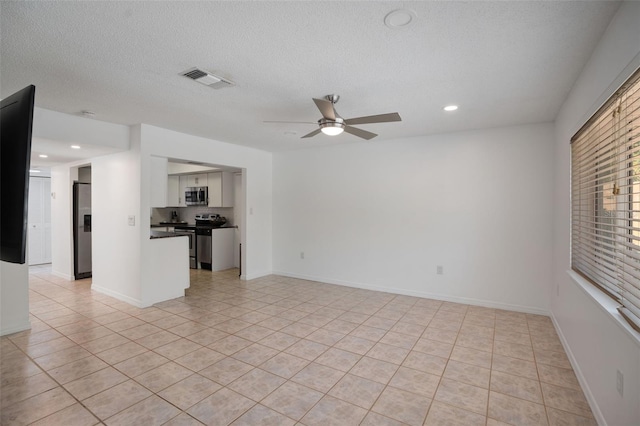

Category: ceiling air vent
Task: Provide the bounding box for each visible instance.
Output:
[181,67,235,89]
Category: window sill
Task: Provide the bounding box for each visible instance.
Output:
[566,270,640,348]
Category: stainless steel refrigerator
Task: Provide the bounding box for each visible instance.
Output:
[73,182,92,279]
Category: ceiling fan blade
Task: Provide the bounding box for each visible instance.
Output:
[344,112,402,126]
[301,128,322,139]
[263,120,317,124]
[343,125,377,140]
[312,98,336,120]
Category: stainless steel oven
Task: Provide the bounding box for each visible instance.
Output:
[175,228,197,269]
[185,186,208,206]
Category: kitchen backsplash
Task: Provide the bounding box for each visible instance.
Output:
[151,207,234,225]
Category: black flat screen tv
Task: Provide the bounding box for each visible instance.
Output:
[1,85,35,264]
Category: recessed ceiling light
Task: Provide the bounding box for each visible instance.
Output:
[39,154,48,158]
[443,105,459,112]
[70,145,81,149]
[29,169,40,173]
[384,9,417,29]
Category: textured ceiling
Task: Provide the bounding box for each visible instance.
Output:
[0,1,621,154]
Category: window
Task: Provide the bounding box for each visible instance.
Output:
[572,68,640,331]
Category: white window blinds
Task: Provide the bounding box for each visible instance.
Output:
[571,67,640,332]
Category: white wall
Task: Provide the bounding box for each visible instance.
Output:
[50,164,78,280]
[32,108,129,151]
[138,124,272,284]
[46,110,129,280]
[90,127,143,304]
[0,109,130,337]
[46,123,272,308]
[273,123,554,313]
[0,261,30,335]
[552,2,640,425]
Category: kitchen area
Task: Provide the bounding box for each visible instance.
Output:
[149,158,242,274]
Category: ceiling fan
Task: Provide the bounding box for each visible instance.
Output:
[265,95,402,140]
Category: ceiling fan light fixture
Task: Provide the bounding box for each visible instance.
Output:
[319,119,345,136]
[320,125,344,136]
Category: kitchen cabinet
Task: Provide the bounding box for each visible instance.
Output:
[166,175,189,207]
[178,175,189,207]
[187,173,207,187]
[211,228,235,271]
[167,175,180,207]
[207,171,234,207]
[150,156,168,207]
[167,172,232,207]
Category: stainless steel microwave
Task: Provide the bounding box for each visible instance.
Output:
[185,186,208,206]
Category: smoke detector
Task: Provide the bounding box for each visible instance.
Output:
[181,68,235,89]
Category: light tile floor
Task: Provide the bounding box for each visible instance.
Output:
[0,265,596,425]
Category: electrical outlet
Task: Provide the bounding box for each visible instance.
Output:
[128,215,135,226]
[300,252,305,260]
[616,370,624,396]
[437,265,443,275]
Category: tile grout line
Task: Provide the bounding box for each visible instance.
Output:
[5,267,595,425]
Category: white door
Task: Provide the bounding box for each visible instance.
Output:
[28,177,52,265]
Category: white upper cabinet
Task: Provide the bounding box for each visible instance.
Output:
[150,156,168,208]
[167,175,192,207]
[178,176,189,207]
[167,175,180,207]
[207,171,234,207]
[187,174,207,187]
[165,165,235,208]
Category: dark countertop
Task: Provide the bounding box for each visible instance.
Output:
[151,222,194,228]
[150,230,189,239]
[150,223,237,230]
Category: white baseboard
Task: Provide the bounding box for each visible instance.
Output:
[51,270,73,280]
[91,285,145,308]
[1,320,31,337]
[144,291,188,309]
[272,270,549,316]
[243,270,273,281]
[550,313,606,426]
